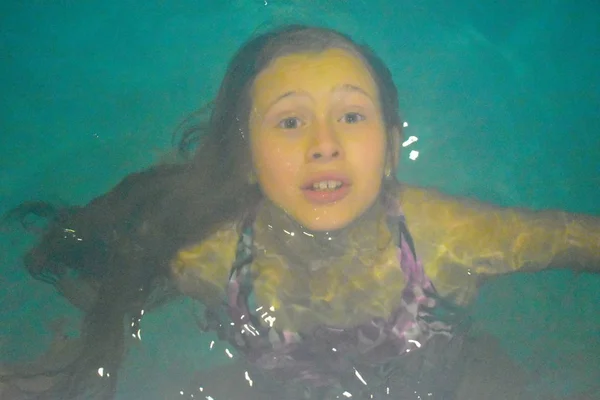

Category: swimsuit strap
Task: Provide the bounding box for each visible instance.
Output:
[398,214,418,262]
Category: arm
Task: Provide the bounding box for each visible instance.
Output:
[400,185,600,298]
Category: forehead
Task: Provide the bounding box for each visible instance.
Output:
[252,49,378,104]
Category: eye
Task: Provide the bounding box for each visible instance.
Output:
[278,117,303,130]
[339,112,365,124]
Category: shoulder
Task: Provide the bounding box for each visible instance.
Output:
[397,185,481,304]
[170,222,240,305]
[398,184,468,219]
[397,184,456,238]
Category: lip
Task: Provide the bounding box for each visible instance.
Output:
[301,172,352,205]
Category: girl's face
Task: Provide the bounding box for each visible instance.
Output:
[249,49,388,231]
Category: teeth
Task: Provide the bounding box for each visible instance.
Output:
[312,180,343,190]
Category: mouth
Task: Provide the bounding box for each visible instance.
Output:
[301,174,351,204]
[301,173,351,190]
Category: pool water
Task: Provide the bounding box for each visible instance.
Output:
[1,1,599,399]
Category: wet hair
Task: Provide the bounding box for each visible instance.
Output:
[1,25,404,399]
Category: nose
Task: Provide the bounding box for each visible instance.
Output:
[307,122,343,162]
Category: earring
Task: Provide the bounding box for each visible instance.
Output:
[384,166,392,178]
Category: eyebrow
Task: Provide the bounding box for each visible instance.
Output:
[332,83,372,99]
[267,84,373,109]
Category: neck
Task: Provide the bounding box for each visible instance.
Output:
[252,196,398,273]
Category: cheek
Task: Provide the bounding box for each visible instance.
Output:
[349,136,386,176]
[252,140,301,185]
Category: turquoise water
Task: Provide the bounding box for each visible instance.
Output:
[1,1,599,399]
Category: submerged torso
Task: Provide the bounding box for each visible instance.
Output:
[173,195,460,398]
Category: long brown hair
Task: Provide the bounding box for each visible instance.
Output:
[1,25,404,399]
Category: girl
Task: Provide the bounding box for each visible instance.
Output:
[2,25,599,399]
